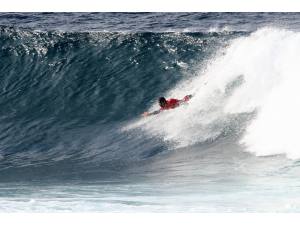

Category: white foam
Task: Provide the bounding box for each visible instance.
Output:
[208,25,232,33]
[129,27,300,159]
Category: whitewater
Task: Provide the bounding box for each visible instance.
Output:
[1,13,300,212]
[132,27,300,159]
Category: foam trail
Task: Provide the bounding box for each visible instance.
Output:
[131,28,300,159]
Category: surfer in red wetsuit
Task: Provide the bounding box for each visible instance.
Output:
[142,95,192,117]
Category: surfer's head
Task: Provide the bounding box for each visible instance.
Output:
[159,97,167,108]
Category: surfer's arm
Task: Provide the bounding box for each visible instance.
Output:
[179,94,193,104]
[142,110,161,117]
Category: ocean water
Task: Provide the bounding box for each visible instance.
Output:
[1,12,300,212]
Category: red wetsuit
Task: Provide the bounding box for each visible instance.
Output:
[160,98,180,110]
[160,95,191,111]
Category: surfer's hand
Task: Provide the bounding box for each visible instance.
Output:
[142,112,149,117]
[184,95,192,101]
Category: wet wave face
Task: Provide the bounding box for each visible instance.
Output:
[0,14,300,180]
[1,22,300,183]
[2,12,300,212]
[0,24,240,181]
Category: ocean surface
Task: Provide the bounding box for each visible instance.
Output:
[1,12,300,212]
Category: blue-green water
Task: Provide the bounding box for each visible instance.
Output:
[1,13,300,212]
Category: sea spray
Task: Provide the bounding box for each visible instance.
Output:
[135,28,300,159]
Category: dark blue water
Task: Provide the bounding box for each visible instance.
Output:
[1,13,300,212]
[1,12,300,32]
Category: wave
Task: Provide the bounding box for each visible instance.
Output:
[0,26,237,179]
[1,25,299,181]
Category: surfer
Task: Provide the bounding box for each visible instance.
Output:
[142,95,192,117]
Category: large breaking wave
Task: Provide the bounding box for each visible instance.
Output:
[0,26,233,179]
[0,25,299,181]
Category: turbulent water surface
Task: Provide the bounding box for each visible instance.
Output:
[1,12,300,212]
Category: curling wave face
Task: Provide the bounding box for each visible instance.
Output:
[1,25,300,182]
[0,26,237,180]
